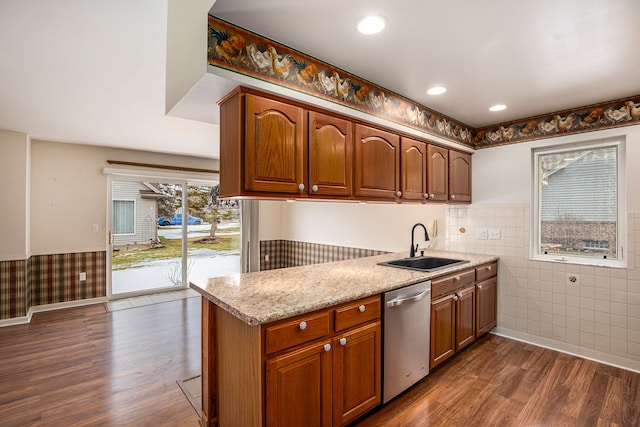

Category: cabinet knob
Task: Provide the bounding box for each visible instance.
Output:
[430,194,435,199]
[339,338,347,346]
[298,183,305,191]
[487,266,492,271]
[453,295,459,301]
[324,343,331,352]
[299,321,307,330]
[424,193,429,199]
[358,304,366,313]
[311,185,318,192]
[478,284,483,290]
[451,194,456,200]
[396,191,402,197]
[455,276,461,282]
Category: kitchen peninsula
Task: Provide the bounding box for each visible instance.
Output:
[190,250,498,427]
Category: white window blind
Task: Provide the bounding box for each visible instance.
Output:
[113,200,135,235]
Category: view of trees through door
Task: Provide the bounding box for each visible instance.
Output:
[110,180,240,297]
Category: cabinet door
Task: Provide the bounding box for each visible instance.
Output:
[266,340,332,427]
[455,285,476,350]
[430,295,455,369]
[449,150,472,202]
[476,277,497,336]
[400,137,428,201]
[245,94,306,194]
[427,145,448,202]
[333,322,381,426]
[309,111,353,197]
[354,124,400,199]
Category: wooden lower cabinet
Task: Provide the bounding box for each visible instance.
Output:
[266,340,333,427]
[476,276,497,335]
[455,285,476,350]
[333,322,381,426]
[430,295,455,368]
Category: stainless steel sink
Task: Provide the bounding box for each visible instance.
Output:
[378,256,469,272]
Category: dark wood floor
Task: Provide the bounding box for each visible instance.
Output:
[0,299,201,426]
[2,300,640,427]
[356,334,640,427]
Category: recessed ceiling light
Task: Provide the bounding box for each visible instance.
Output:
[356,15,386,35]
[427,86,447,96]
[489,104,507,112]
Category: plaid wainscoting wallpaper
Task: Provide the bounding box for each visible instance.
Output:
[29,251,107,307]
[0,259,28,320]
[260,240,388,271]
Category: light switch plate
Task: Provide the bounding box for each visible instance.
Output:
[489,228,501,240]
[476,228,488,240]
[79,272,87,281]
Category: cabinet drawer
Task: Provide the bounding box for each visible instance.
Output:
[476,262,497,282]
[431,269,475,299]
[334,296,380,332]
[265,311,331,355]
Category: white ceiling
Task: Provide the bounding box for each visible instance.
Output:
[0,0,638,159]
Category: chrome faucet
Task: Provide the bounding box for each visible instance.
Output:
[410,223,430,257]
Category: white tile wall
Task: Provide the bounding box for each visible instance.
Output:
[446,205,640,372]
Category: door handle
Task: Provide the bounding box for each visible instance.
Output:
[386,289,430,307]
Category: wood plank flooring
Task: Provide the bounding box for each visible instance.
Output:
[2,300,640,426]
[0,299,201,426]
[356,334,640,427]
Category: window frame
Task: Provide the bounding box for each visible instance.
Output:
[112,199,136,236]
[530,137,626,268]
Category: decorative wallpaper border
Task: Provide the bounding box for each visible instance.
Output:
[208,16,475,148]
[208,15,640,149]
[474,96,640,147]
[29,251,106,307]
[0,259,28,320]
[260,240,387,271]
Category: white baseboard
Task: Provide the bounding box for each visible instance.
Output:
[493,326,640,374]
[0,297,107,328]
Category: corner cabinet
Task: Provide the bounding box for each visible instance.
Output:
[430,262,498,370]
[354,124,400,200]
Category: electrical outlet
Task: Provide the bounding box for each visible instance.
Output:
[79,272,87,282]
[476,228,488,240]
[566,273,580,285]
[489,228,501,240]
[265,254,270,262]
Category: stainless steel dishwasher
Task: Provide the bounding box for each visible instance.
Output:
[383,280,431,403]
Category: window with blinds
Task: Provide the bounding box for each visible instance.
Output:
[532,139,625,267]
[113,200,135,235]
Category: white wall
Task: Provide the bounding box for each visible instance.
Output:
[456,123,640,371]
[258,200,284,241]
[0,130,30,260]
[30,140,219,255]
[271,200,446,252]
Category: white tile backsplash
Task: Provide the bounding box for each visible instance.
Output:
[446,204,640,371]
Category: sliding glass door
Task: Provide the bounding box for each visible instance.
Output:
[108,178,242,298]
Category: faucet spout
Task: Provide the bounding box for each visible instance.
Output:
[410,223,430,257]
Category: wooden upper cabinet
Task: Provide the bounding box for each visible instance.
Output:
[308,111,353,197]
[400,137,428,201]
[449,149,472,203]
[427,145,448,202]
[354,124,400,199]
[244,94,306,194]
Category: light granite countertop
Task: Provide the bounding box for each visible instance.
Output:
[190,250,499,326]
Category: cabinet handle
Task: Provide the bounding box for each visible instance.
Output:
[430,193,435,199]
[298,183,305,191]
[324,343,331,352]
[339,338,347,346]
[424,193,429,199]
[396,191,402,197]
[453,295,459,301]
[451,194,456,200]
[478,284,483,290]
[311,185,318,192]
[299,321,307,330]
[487,266,492,271]
[358,304,366,313]
[455,276,461,282]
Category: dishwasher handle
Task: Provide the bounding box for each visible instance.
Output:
[386,288,430,308]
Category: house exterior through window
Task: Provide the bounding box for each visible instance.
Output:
[532,138,625,267]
